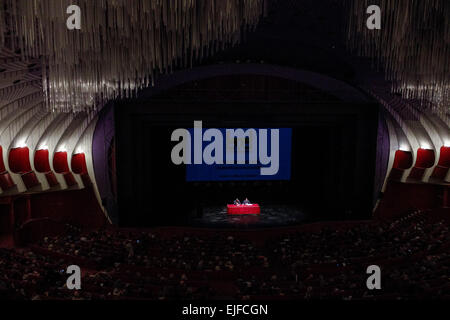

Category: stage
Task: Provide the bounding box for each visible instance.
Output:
[190,205,308,228]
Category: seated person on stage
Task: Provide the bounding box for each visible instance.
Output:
[233,198,241,205]
[243,198,252,205]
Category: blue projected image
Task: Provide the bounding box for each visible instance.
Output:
[186,128,292,181]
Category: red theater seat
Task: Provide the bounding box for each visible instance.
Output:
[389,168,404,180]
[415,148,435,168]
[63,172,77,187]
[0,172,15,190]
[71,153,88,174]
[409,167,426,180]
[45,172,59,187]
[34,149,51,173]
[407,149,436,180]
[431,147,450,180]
[431,166,449,180]
[393,150,413,170]
[0,146,5,173]
[9,147,32,173]
[22,171,40,189]
[53,151,70,173]
[438,146,450,168]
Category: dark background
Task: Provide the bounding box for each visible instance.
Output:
[115,75,378,227]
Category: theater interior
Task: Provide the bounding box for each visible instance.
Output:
[0,0,449,303]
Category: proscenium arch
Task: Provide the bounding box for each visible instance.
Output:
[138,64,371,104]
[98,63,383,224]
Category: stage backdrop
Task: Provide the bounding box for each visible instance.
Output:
[186,128,292,181]
[114,71,378,227]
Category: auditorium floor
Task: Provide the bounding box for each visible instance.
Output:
[190,205,308,228]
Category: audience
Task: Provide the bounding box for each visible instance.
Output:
[0,209,449,300]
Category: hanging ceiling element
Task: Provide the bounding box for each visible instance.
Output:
[1,0,264,112]
[345,0,449,120]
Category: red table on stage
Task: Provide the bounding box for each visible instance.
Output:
[227,204,261,215]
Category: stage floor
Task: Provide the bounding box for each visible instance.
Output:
[190,205,308,228]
